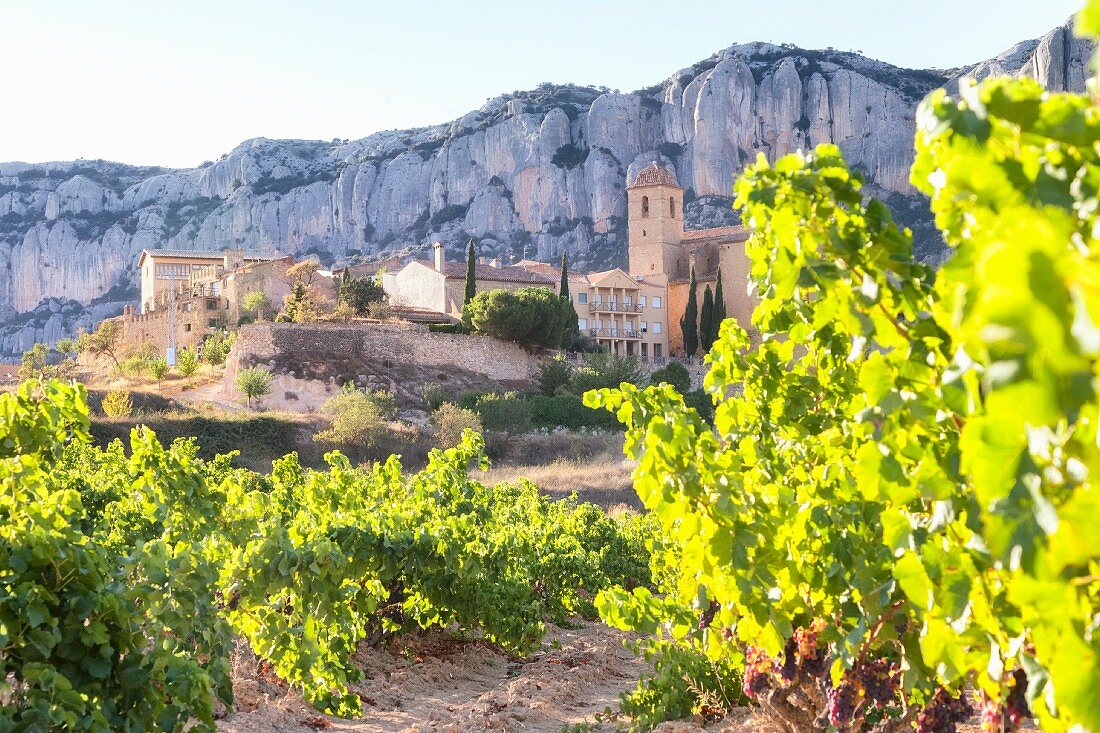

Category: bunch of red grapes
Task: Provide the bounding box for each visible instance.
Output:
[915,689,974,733]
[979,669,1032,732]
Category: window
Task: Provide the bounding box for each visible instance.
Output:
[652,296,662,308]
[624,295,632,305]
[641,343,649,359]
[653,322,662,334]
[626,320,635,330]
[641,321,648,332]
[642,195,650,217]
[654,344,663,359]
[578,318,587,330]
[184,323,192,332]
[577,292,587,304]
[154,263,192,280]
[639,295,647,307]
[670,197,676,218]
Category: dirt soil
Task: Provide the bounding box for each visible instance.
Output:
[215,615,1010,733]
[218,622,647,733]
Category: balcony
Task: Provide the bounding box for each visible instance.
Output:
[588,328,642,340]
[588,301,642,314]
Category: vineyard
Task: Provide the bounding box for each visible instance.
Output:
[3,5,1100,733]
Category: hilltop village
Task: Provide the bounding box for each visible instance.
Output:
[115,164,754,363]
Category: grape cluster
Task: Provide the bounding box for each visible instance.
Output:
[857,658,899,708]
[915,689,974,733]
[698,600,719,630]
[793,622,827,678]
[827,681,859,726]
[978,668,1032,732]
[743,646,776,699]
[780,638,799,682]
[1006,669,1031,725]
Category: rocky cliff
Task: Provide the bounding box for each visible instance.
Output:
[0,20,1089,356]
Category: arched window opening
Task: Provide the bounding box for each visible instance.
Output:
[670,197,676,218]
[642,229,647,237]
[641,196,650,217]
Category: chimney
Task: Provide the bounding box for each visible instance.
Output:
[433,241,445,272]
[489,258,501,268]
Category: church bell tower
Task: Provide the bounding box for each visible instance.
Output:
[627,163,685,280]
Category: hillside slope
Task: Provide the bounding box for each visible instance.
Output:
[0,20,1089,355]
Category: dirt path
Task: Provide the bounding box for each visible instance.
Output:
[218,622,647,733]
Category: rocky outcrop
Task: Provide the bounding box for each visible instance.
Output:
[0,19,1091,356]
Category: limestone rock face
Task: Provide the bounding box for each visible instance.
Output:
[0,20,1091,356]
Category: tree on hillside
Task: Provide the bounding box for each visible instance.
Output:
[680,266,698,357]
[700,284,716,353]
[464,287,569,348]
[558,251,579,348]
[463,240,477,310]
[242,291,271,322]
[78,320,124,369]
[19,344,50,380]
[338,275,385,316]
[176,347,199,378]
[235,367,273,409]
[285,260,319,286]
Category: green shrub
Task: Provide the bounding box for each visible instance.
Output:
[683,388,715,424]
[313,386,397,456]
[650,362,690,393]
[456,391,483,411]
[149,357,169,381]
[101,390,133,417]
[119,355,149,379]
[473,392,533,434]
[419,383,454,411]
[431,403,482,448]
[528,394,620,432]
[427,322,471,334]
[538,355,574,396]
[568,352,643,395]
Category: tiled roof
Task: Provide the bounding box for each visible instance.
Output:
[408,259,556,285]
[682,226,750,242]
[630,163,679,188]
[138,248,281,265]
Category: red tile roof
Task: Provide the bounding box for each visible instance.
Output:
[407,259,556,285]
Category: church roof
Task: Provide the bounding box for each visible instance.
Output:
[630,163,679,188]
[682,225,751,243]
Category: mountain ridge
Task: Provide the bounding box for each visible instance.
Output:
[0,20,1091,356]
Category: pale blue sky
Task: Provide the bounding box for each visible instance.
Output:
[0,0,1083,168]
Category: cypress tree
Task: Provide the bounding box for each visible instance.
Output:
[464,240,476,307]
[714,265,727,334]
[680,266,699,357]
[700,284,716,352]
[559,251,570,298]
[558,250,579,349]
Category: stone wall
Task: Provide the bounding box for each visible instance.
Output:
[224,322,542,411]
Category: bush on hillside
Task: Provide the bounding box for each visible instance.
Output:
[101,390,133,418]
[528,394,621,432]
[538,355,574,396]
[650,361,690,394]
[472,392,533,434]
[149,357,169,381]
[432,403,482,448]
[568,352,643,395]
[314,385,397,455]
[338,275,385,316]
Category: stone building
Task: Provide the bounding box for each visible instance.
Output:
[380,164,753,358]
[625,164,755,355]
[139,248,281,314]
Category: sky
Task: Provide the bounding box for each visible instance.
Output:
[0,0,1083,168]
